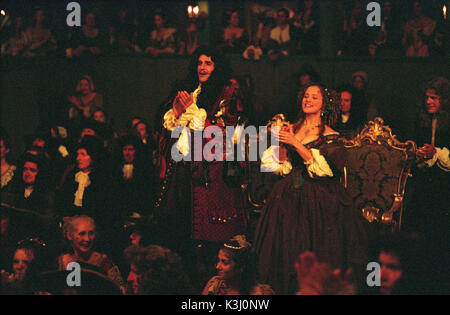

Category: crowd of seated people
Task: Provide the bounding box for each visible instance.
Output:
[1,66,448,295]
[1,1,447,59]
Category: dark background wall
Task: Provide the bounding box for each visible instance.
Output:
[1,56,448,158]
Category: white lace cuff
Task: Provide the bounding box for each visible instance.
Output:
[163,104,207,131]
[304,148,334,178]
[424,147,450,172]
[261,146,293,175]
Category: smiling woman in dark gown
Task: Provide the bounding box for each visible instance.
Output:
[253,84,368,295]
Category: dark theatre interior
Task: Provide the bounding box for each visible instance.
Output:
[1,0,449,296]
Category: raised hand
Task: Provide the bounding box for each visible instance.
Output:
[278,125,299,147]
[172,91,194,118]
[417,143,436,159]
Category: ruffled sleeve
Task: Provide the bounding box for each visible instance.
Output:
[260,145,293,176]
[163,85,205,132]
[163,103,207,132]
[424,147,450,172]
[304,148,334,178]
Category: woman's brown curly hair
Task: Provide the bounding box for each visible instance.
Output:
[292,83,341,134]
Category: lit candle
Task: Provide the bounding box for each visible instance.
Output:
[187,5,193,19]
[444,5,447,20]
[193,6,199,18]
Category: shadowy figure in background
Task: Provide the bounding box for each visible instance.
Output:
[293,0,320,55]
[334,84,367,139]
[405,77,449,256]
[267,8,297,61]
[68,11,106,57]
[145,12,176,57]
[123,244,194,295]
[217,10,249,55]
[1,129,17,191]
[367,232,445,295]
[22,8,57,57]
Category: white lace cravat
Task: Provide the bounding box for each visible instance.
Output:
[24,186,34,199]
[74,171,91,207]
[122,164,134,180]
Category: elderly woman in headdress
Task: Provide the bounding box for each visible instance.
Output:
[253,83,368,295]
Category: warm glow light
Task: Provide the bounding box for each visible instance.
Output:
[187,4,199,19]
[1,10,6,16]
[443,5,447,20]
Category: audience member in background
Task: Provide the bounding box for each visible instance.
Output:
[145,12,176,57]
[296,63,320,92]
[267,8,297,61]
[370,0,403,57]
[68,11,106,57]
[1,238,46,294]
[1,15,27,56]
[405,30,429,57]
[130,117,157,165]
[22,8,57,57]
[217,10,249,55]
[56,135,108,225]
[202,235,275,295]
[338,0,371,57]
[294,251,355,295]
[4,154,55,232]
[92,107,117,148]
[243,13,275,59]
[351,71,376,121]
[178,20,200,56]
[335,85,366,139]
[68,75,104,122]
[58,215,126,293]
[1,130,16,191]
[402,0,436,56]
[293,0,320,55]
[428,23,447,58]
[110,134,155,221]
[128,12,148,53]
[108,8,135,54]
[123,244,194,295]
[367,232,442,295]
[405,77,449,254]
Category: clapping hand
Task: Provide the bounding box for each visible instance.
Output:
[173,91,194,118]
[417,144,436,160]
[276,125,299,148]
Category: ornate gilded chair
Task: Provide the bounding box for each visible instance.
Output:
[339,117,417,232]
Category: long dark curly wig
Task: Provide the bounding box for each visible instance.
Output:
[172,46,232,114]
